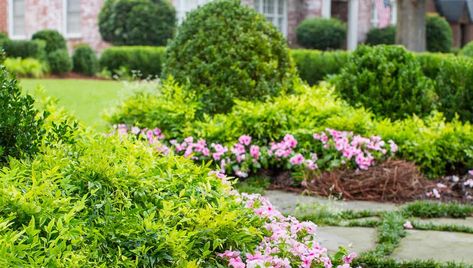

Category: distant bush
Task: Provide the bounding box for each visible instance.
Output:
[291,49,349,85]
[333,45,436,120]
[365,26,396,45]
[417,53,473,122]
[32,29,67,53]
[0,39,45,59]
[163,0,296,114]
[72,44,98,76]
[47,49,72,75]
[99,0,176,46]
[99,46,165,77]
[426,14,452,53]
[296,18,346,50]
[460,41,473,57]
[0,66,45,163]
[3,57,45,78]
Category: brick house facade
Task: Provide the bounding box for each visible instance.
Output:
[0,0,396,52]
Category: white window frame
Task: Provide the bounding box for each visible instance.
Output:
[177,0,211,23]
[390,0,397,25]
[255,0,288,37]
[8,0,27,40]
[370,0,379,27]
[63,0,82,38]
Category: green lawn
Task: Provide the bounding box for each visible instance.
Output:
[20,79,125,130]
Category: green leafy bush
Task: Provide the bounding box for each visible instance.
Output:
[0,122,266,266]
[0,39,46,59]
[0,67,45,163]
[107,78,198,139]
[3,57,45,78]
[72,44,98,76]
[99,0,176,46]
[426,14,452,53]
[163,0,296,114]
[296,18,346,50]
[365,26,396,45]
[291,49,349,85]
[47,49,72,75]
[333,45,436,120]
[99,46,165,77]
[32,29,67,53]
[417,53,473,122]
[459,41,473,57]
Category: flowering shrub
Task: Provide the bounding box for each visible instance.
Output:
[114,125,396,178]
[218,193,356,268]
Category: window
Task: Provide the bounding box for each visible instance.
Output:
[176,0,211,23]
[370,0,379,27]
[65,0,81,36]
[9,0,25,38]
[255,0,287,36]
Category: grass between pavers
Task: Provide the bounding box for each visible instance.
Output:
[20,79,125,130]
[291,200,473,268]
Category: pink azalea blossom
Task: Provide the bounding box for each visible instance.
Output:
[250,145,260,160]
[290,154,304,165]
[239,135,252,146]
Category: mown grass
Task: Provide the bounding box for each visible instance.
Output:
[20,79,125,130]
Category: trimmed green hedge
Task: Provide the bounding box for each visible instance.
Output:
[99,46,165,78]
[291,49,348,85]
[0,39,45,59]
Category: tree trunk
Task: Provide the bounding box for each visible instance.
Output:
[396,0,426,52]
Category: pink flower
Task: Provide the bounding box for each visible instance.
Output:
[305,160,318,170]
[229,257,245,268]
[131,126,141,135]
[389,140,398,153]
[432,188,441,199]
[290,154,304,165]
[283,134,298,148]
[464,179,473,188]
[250,145,260,159]
[239,135,252,146]
[403,221,413,229]
[342,252,357,264]
[469,170,473,176]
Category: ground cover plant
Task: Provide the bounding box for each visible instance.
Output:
[109,79,473,180]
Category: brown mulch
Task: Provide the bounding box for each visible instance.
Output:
[301,160,442,203]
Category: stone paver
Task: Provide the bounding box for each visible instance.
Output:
[317,227,377,254]
[265,190,397,215]
[393,230,473,263]
[414,217,473,228]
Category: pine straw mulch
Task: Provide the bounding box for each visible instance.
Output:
[269,159,468,203]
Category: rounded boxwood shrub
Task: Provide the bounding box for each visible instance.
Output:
[296,18,346,50]
[99,0,176,46]
[426,14,452,53]
[32,29,67,53]
[47,49,72,75]
[333,45,436,120]
[163,0,296,114]
[72,44,98,76]
[365,26,396,45]
[0,67,45,163]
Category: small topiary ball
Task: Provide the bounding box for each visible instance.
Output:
[72,44,99,76]
[32,29,67,53]
[99,0,176,46]
[333,45,437,120]
[365,26,396,46]
[163,0,296,114]
[296,18,346,50]
[47,49,72,75]
[426,14,452,53]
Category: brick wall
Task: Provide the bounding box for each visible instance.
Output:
[0,0,7,34]
[4,0,108,52]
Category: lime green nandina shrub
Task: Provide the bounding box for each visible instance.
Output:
[163,0,296,114]
[333,45,437,120]
[0,132,264,266]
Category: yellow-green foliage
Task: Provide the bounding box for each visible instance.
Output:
[0,129,264,266]
[3,57,46,78]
